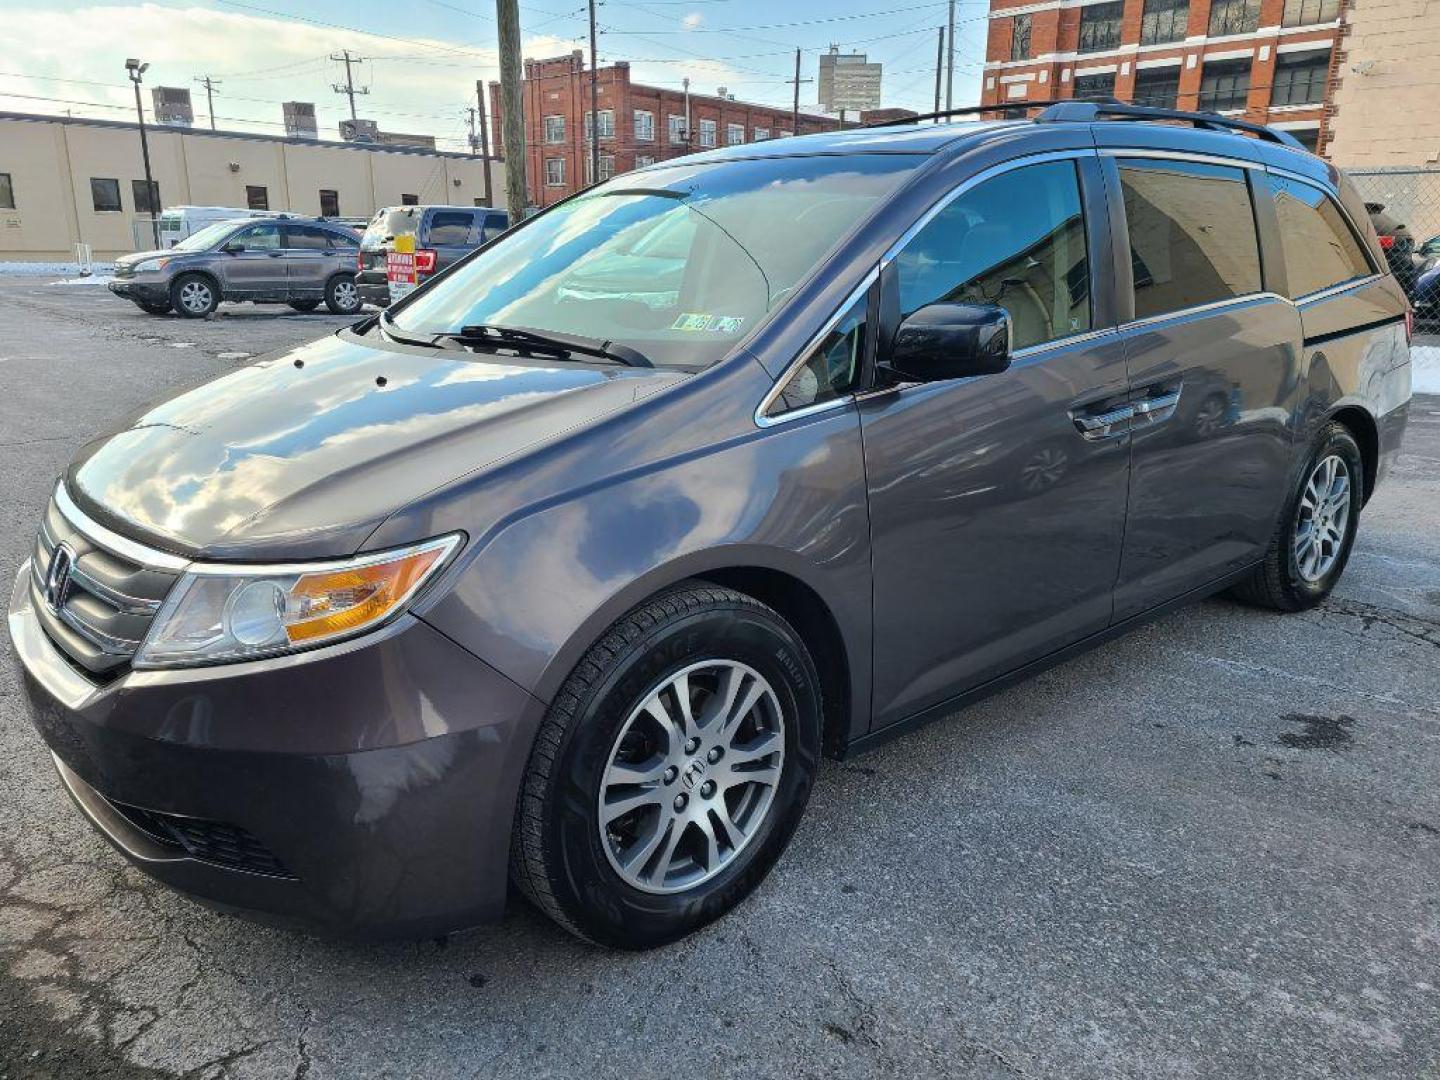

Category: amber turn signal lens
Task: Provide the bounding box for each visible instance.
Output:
[284,546,447,644]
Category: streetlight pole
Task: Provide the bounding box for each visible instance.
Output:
[125,58,160,250]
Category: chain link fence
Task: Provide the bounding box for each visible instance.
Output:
[1340,165,1440,326]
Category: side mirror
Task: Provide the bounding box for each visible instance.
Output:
[220,241,244,254]
[881,302,1012,383]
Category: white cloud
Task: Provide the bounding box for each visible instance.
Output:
[681,12,704,30]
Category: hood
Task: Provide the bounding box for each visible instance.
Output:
[68,331,686,559]
[115,249,175,266]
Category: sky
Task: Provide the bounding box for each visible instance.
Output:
[0,0,991,151]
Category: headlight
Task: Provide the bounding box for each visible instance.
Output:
[131,257,170,273]
[133,534,462,669]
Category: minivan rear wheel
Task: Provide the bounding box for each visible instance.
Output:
[1230,421,1364,612]
[171,273,219,318]
[511,583,822,949]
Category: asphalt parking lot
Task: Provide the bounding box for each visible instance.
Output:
[1,276,1438,1080]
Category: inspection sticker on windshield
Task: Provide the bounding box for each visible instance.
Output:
[671,313,745,334]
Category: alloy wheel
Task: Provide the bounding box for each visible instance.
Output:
[598,659,785,895]
[1295,453,1351,582]
[332,280,359,312]
[179,281,212,314]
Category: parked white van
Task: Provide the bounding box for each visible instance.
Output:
[157,206,282,247]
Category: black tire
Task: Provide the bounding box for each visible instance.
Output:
[511,583,822,949]
[170,273,219,318]
[1230,421,1364,612]
[324,274,362,315]
[133,299,171,315]
[287,299,321,312]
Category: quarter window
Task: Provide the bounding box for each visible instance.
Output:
[772,295,867,415]
[1011,14,1032,60]
[1271,50,1331,107]
[1140,0,1188,44]
[893,160,1092,351]
[1078,2,1124,53]
[1118,159,1262,319]
[91,178,122,213]
[1265,175,1371,298]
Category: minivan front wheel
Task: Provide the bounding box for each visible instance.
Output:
[325,274,361,315]
[171,274,219,318]
[1231,421,1364,611]
[512,584,822,948]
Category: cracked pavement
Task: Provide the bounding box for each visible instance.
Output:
[1,277,1438,1079]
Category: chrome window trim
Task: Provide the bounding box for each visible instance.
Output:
[1011,325,1121,361]
[1120,290,1288,332]
[55,483,190,572]
[1293,273,1383,307]
[754,268,878,429]
[1102,147,1264,171]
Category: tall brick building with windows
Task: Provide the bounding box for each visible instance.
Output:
[490,52,843,208]
[980,0,1342,153]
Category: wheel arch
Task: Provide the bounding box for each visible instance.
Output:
[170,268,220,295]
[1328,404,1379,505]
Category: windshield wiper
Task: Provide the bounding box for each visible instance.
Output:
[377,309,444,348]
[444,324,653,368]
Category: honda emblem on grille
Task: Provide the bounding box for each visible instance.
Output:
[43,543,75,614]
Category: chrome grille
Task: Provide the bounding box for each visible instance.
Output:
[29,487,183,677]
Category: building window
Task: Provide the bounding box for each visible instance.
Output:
[668,114,687,145]
[246,185,269,210]
[400,193,419,205]
[131,179,160,214]
[585,153,615,185]
[0,172,13,209]
[1073,72,1117,100]
[319,189,339,217]
[635,154,655,168]
[1291,127,1320,152]
[90,178,122,213]
[753,126,770,141]
[545,157,565,186]
[1078,2,1124,53]
[543,115,565,143]
[634,110,654,142]
[1132,67,1181,108]
[1011,13,1032,60]
[726,122,744,145]
[585,109,614,141]
[698,118,717,148]
[1198,57,1252,111]
[1140,0,1188,45]
[1209,0,1260,36]
[1271,50,1330,106]
[779,130,793,138]
[1282,0,1339,25]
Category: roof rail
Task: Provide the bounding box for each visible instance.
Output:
[867,101,1069,127]
[1034,100,1304,148]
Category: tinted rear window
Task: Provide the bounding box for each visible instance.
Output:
[1266,176,1372,298]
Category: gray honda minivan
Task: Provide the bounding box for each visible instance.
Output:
[9,104,1412,948]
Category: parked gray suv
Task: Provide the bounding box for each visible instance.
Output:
[355,205,509,308]
[10,104,1412,948]
[109,217,363,318]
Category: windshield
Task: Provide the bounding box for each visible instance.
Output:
[388,154,918,368]
[172,220,250,252]
[362,207,423,250]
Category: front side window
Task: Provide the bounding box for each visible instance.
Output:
[0,172,13,209]
[131,179,160,214]
[1011,13,1032,60]
[544,115,565,144]
[668,115,687,145]
[91,178,121,213]
[1271,50,1331,106]
[1209,0,1260,35]
[231,222,282,251]
[893,160,1092,351]
[1198,58,1252,112]
[545,158,566,186]
[1140,0,1188,44]
[246,185,269,211]
[319,188,340,217]
[1078,2,1124,53]
[390,153,917,369]
[1073,72,1117,100]
[1132,67,1181,109]
[1266,175,1371,298]
[634,110,654,142]
[772,295,866,415]
[1283,0,1339,25]
[699,119,717,148]
[1119,158,1262,319]
[427,210,474,245]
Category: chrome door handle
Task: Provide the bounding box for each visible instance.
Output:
[1071,403,1133,440]
[1131,386,1183,427]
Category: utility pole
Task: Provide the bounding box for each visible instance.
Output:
[476,80,494,208]
[496,0,528,221]
[125,59,160,249]
[588,0,600,186]
[933,27,945,120]
[329,50,368,121]
[683,76,691,148]
[945,0,956,111]
[195,74,221,130]
[787,49,813,131]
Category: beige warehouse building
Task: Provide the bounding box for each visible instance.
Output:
[0,111,506,261]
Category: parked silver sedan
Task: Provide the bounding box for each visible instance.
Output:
[109,217,363,318]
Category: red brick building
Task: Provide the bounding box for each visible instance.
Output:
[979,0,1343,154]
[489,52,844,207]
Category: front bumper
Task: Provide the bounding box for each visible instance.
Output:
[7,561,543,938]
[108,279,171,305]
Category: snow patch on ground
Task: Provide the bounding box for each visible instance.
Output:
[49,276,115,286]
[1413,345,1440,396]
[0,261,114,277]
